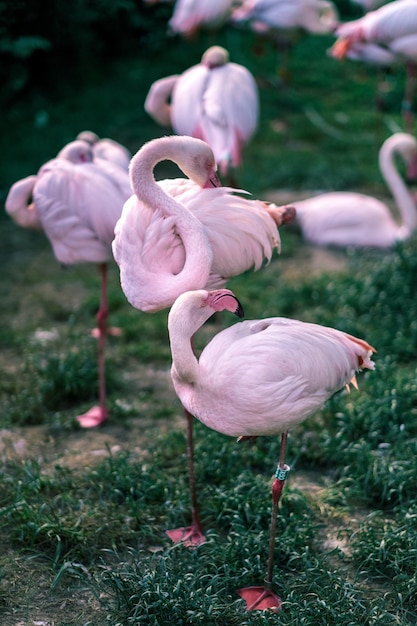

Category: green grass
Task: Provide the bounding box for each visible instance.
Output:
[1,9,417,625]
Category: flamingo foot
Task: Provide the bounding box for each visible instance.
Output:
[91,326,122,339]
[237,586,282,612]
[166,525,206,548]
[76,405,109,428]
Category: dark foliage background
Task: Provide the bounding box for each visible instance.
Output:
[0,0,360,106]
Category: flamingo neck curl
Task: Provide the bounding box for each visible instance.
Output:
[114,136,221,312]
[379,132,417,238]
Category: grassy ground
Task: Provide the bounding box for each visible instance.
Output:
[1,16,417,626]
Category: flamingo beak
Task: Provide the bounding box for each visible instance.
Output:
[204,170,222,188]
[329,37,351,60]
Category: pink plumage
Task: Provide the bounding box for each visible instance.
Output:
[112,135,294,313]
[145,46,259,180]
[292,132,417,247]
[5,140,131,428]
[169,289,375,438]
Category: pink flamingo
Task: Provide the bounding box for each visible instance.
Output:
[167,0,235,39]
[76,130,131,171]
[145,46,259,184]
[330,0,417,131]
[231,0,339,83]
[292,132,417,247]
[167,288,375,611]
[112,135,295,544]
[5,141,131,428]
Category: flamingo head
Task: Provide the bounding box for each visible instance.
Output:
[201,46,230,69]
[58,140,94,164]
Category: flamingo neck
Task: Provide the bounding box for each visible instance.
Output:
[379,138,417,238]
[169,299,214,385]
[126,139,213,311]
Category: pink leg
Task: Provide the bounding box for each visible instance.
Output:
[77,263,109,428]
[166,409,206,547]
[237,431,290,612]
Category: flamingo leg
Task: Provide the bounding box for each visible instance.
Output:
[76,263,109,428]
[166,408,206,547]
[237,431,290,612]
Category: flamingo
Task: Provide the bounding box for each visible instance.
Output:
[76,130,131,171]
[291,132,417,247]
[112,134,295,313]
[112,135,295,544]
[144,46,259,184]
[230,0,339,83]
[167,0,235,39]
[5,141,131,429]
[330,0,417,131]
[167,288,375,610]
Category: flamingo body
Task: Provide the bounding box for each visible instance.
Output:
[5,142,131,428]
[334,0,417,45]
[113,135,292,313]
[145,47,259,177]
[231,0,339,35]
[168,0,234,37]
[169,289,376,438]
[293,132,417,247]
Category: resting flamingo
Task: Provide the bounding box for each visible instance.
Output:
[168,288,375,610]
[5,141,131,429]
[76,130,131,171]
[112,135,295,544]
[330,0,417,131]
[145,46,259,184]
[291,132,417,247]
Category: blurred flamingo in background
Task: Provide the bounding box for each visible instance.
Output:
[230,0,339,83]
[291,132,417,247]
[5,141,132,428]
[145,46,259,185]
[167,288,375,610]
[76,130,131,170]
[351,0,394,12]
[330,0,417,131]
[112,134,295,544]
[166,0,235,39]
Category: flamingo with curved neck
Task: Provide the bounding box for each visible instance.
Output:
[113,135,295,313]
[168,288,375,610]
[293,132,417,247]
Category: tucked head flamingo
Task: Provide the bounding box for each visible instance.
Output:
[291,132,417,247]
[144,46,259,184]
[168,288,376,610]
[76,130,131,171]
[5,141,131,429]
[112,134,295,545]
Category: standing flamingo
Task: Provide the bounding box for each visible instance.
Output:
[167,0,235,39]
[112,135,295,544]
[230,0,339,83]
[145,46,259,184]
[291,132,417,247]
[5,142,131,428]
[168,288,375,610]
[76,130,131,171]
[330,0,417,131]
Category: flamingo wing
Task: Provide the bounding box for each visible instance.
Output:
[186,317,375,436]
